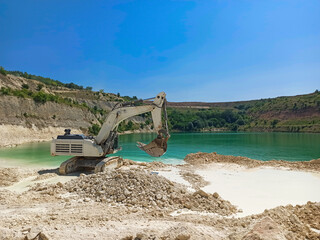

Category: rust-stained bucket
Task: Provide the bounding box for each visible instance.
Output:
[137,130,170,157]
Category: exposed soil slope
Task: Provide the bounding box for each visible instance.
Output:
[184,152,320,172]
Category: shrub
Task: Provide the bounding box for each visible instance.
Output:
[37,84,44,91]
[89,124,101,135]
[0,87,10,95]
[22,84,29,89]
[33,92,48,103]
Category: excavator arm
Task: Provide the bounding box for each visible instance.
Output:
[95,92,170,157]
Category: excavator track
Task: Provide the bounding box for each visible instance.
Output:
[59,157,78,175]
[59,156,123,175]
[94,156,123,173]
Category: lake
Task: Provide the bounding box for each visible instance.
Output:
[0,132,319,167]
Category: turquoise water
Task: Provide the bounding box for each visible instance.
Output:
[0,132,319,167]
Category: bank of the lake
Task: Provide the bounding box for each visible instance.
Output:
[0,132,319,168]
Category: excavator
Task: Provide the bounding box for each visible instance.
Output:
[51,92,170,174]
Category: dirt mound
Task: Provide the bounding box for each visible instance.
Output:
[241,216,287,240]
[223,202,320,240]
[33,169,236,216]
[253,202,320,239]
[184,152,320,172]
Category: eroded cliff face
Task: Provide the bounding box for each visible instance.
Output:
[0,74,109,146]
[0,95,101,147]
[0,95,98,129]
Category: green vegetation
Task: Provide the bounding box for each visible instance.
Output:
[22,84,29,89]
[89,120,139,136]
[120,95,138,102]
[235,91,320,113]
[167,108,248,132]
[90,105,107,115]
[166,91,320,133]
[0,86,73,104]
[36,84,44,91]
[88,124,101,135]
[118,120,139,132]
[0,66,6,75]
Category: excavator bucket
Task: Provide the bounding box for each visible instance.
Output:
[137,134,169,157]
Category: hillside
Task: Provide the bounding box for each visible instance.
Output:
[0,66,319,147]
[167,91,320,133]
[0,69,150,147]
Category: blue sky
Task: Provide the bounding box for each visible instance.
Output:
[0,0,319,102]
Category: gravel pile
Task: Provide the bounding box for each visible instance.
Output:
[61,169,237,215]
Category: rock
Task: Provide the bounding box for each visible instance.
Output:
[121,236,133,240]
[24,232,49,240]
[175,234,190,240]
[213,192,219,198]
[193,190,209,198]
[135,232,148,240]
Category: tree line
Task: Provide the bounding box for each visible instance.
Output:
[167,108,248,132]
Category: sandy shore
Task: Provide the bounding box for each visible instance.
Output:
[0,154,319,239]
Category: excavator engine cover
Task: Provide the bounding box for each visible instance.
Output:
[137,130,169,157]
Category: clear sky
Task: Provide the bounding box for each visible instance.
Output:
[0,0,319,102]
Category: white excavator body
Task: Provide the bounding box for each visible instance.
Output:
[51,137,104,157]
[50,92,170,174]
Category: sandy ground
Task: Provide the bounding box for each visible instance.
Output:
[195,163,320,217]
[0,154,319,239]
